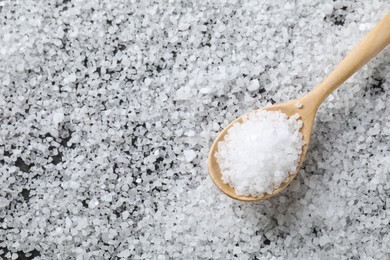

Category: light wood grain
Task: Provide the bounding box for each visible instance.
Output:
[208,12,390,202]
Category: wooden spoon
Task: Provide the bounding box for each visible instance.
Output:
[208,12,390,202]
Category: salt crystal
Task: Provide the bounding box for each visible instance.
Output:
[78,217,88,229]
[3,75,10,85]
[247,79,260,91]
[101,193,113,202]
[319,235,330,246]
[52,110,65,125]
[184,150,197,162]
[88,198,99,209]
[68,181,80,189]
[178,23,190,31]
[16,63,24,72]
[0,197,10,208]
[199,88,211,94]
[8,176,15,183]
[323,4,333,15]
[199,25,207,32]
[118,249,130,258]
[122,211,130,220]
[295,102,303,108]
[145,78,152,86]
[68,74,77,82]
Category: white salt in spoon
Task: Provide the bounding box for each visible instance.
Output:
[209,12,390,202]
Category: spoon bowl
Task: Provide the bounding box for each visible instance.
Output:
[208,12,390,202]
[208,97,316,202]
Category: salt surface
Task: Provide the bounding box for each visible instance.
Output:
[216,110,304,196]
[1,0,389,259]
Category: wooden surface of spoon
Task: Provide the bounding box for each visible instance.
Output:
[208,12,390,202]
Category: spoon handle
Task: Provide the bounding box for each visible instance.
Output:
[306,12,390,108]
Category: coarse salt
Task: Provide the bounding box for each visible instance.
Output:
[215,110,304,197]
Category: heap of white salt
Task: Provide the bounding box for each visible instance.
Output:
[215,110,304,197]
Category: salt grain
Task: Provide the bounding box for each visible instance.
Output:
[68,74,77,82]
[247,79,260,91]
[295,102,303,108]
[52,110,65,125]
[178,23,190,31]
[118,249,130,258]
[0,197,10,208]
[88,198,99,209]
[184,149,197,162]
